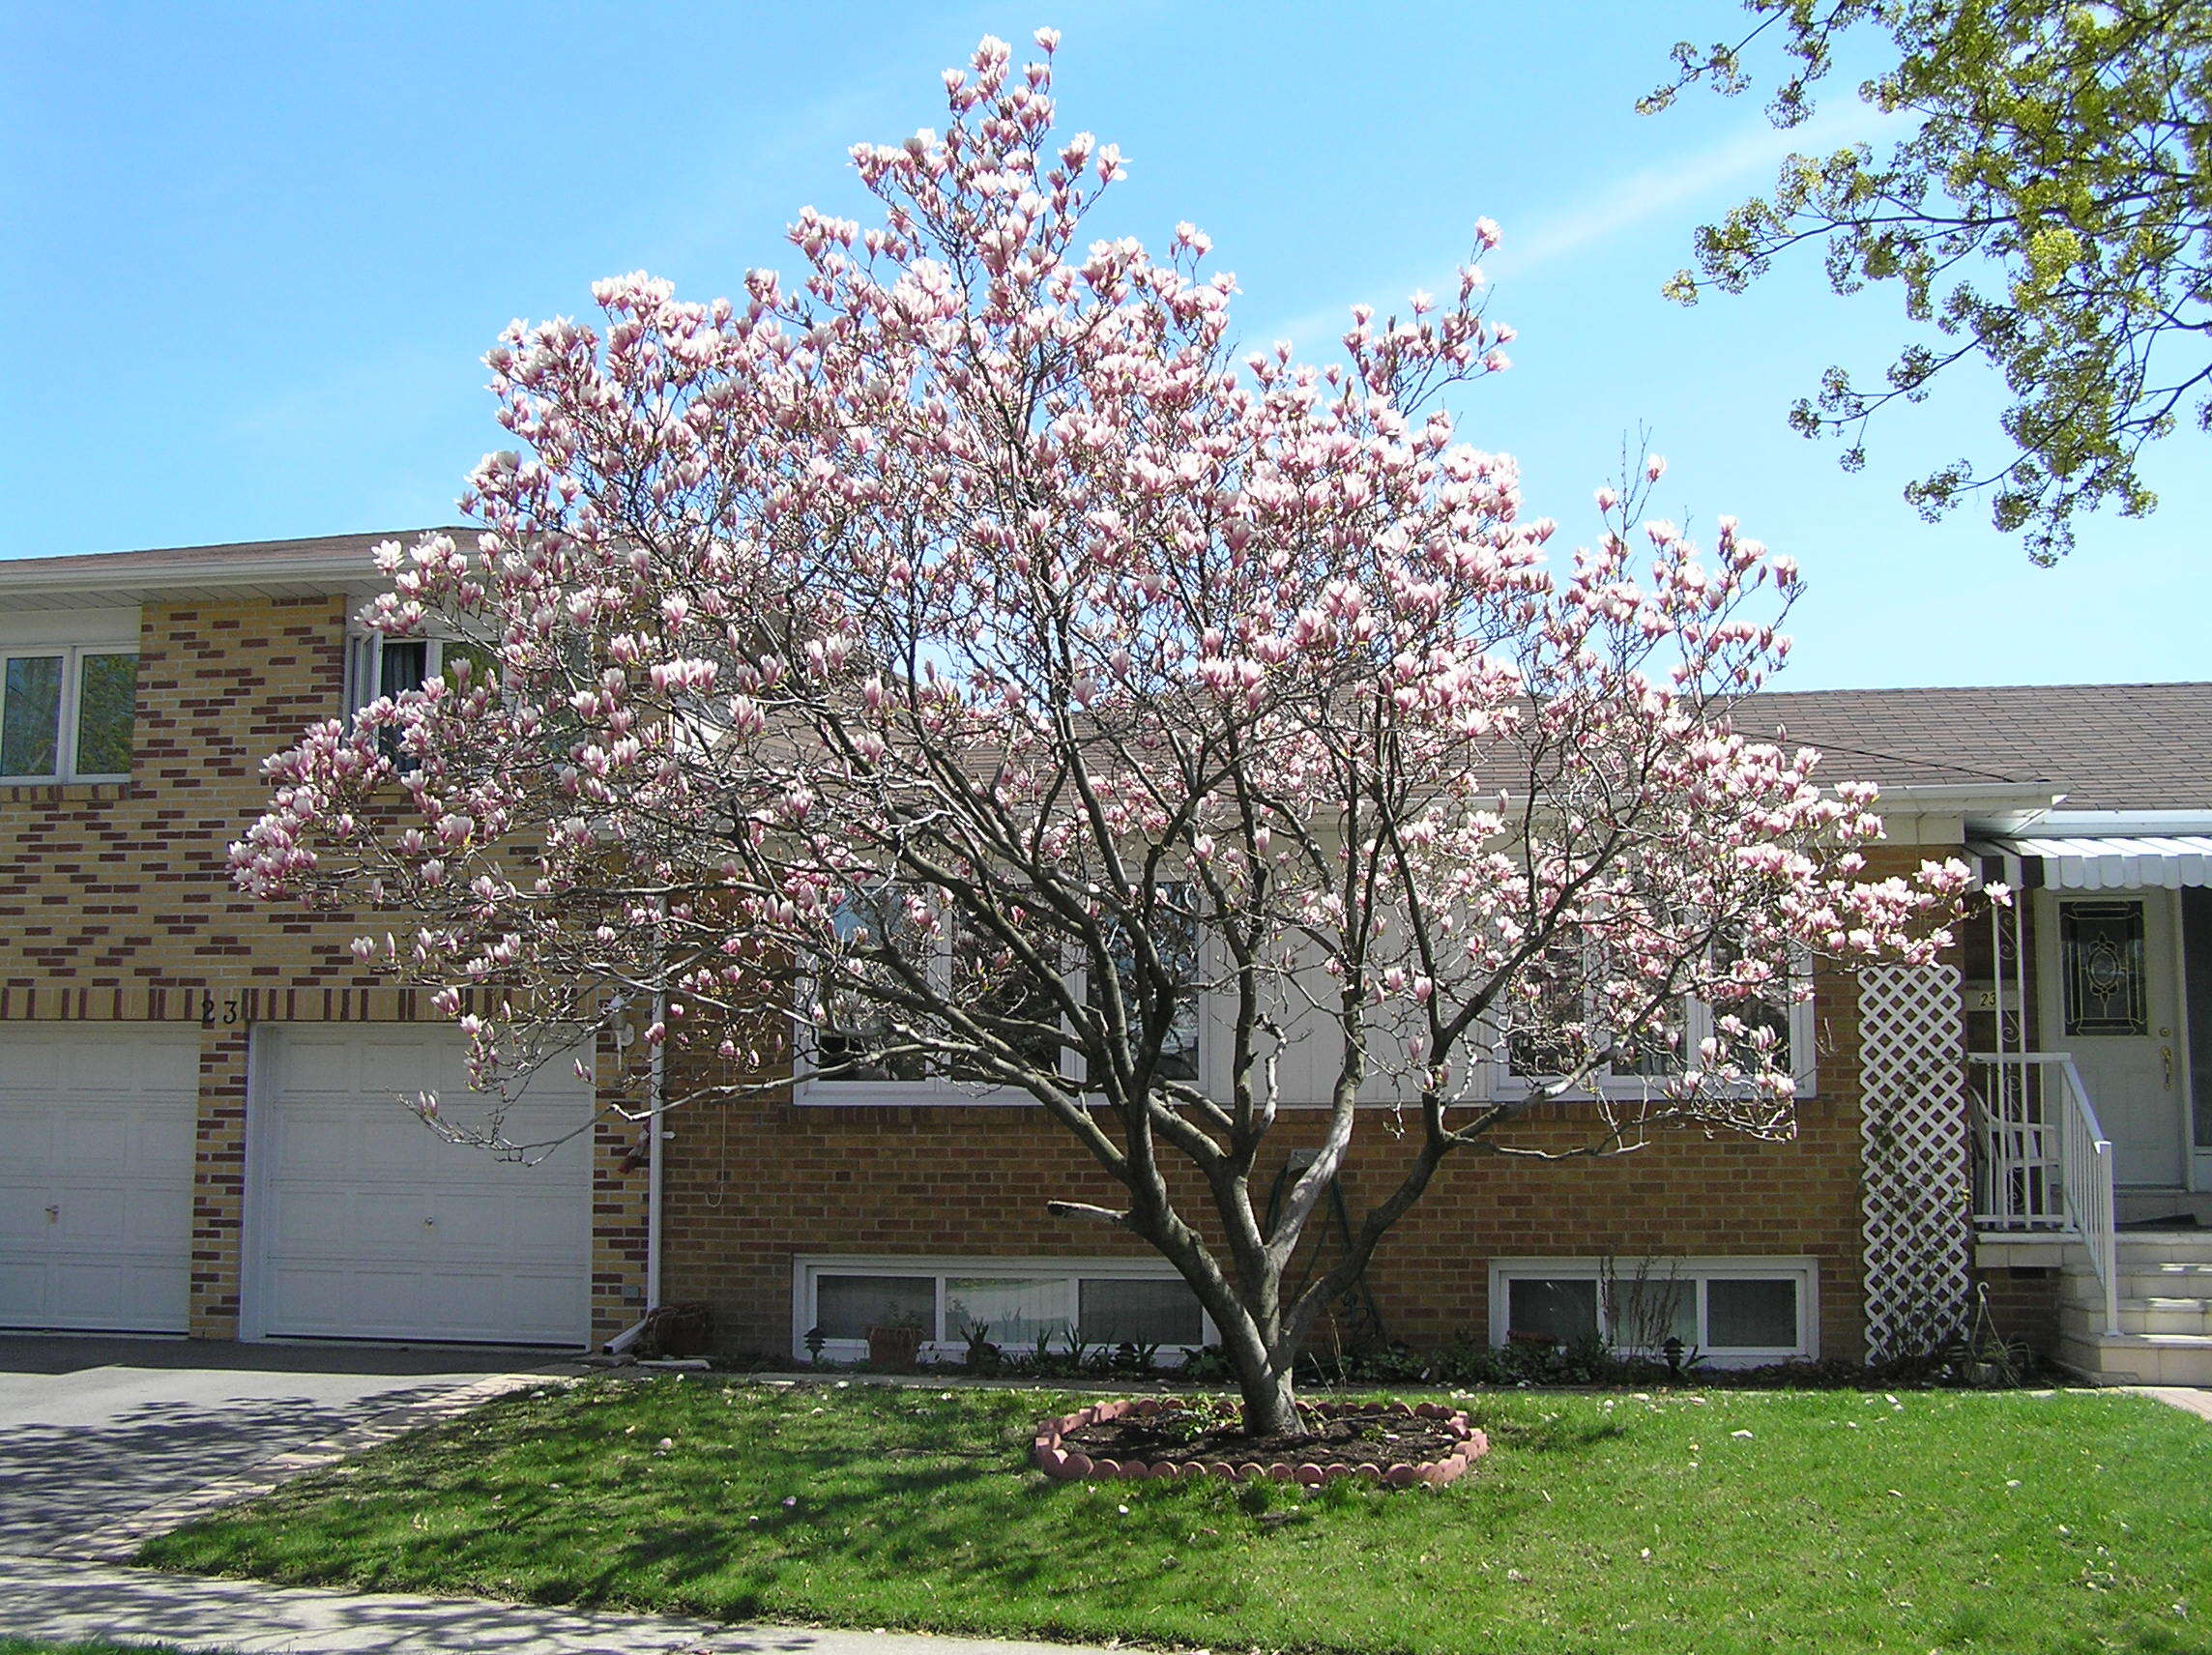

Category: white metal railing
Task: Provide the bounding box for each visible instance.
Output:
[1968,1052,2119,1335]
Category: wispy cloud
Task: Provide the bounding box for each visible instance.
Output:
[1491,101,1898,280]
[1256,100,1902,353]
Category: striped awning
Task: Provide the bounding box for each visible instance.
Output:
[1967,834,2212,890]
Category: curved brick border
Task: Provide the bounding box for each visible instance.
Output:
[1033,1396,1490,1489]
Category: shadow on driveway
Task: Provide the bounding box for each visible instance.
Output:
[0,1334,573,1556]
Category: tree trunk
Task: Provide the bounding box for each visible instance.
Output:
[1232,1345,1298,1437]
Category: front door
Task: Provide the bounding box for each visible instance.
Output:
[2039,890,2186,1187]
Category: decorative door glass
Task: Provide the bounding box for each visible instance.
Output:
[2060,900,2148,1036]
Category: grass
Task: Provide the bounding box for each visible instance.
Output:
[138,1375,2212,1655]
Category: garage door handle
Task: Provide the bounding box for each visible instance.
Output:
[45,1205,59,1223]
[422,1216,436,1228]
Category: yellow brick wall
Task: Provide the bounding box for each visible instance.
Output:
[0,593,647,1341]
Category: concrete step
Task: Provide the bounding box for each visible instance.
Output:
[2061,1297,2212,1339]
[2111,1231,2212,1263]
[2056,1330,2212,1386]
[2064,1264,2212,1303]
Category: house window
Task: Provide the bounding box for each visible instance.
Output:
[0,647,138,782]
[1500,940,1814,1098]
[344,631,498,715]
[799,888,1080,1102]
[344,632,498,764]
[794,1256,1211,1362]
[1487,1257,1817,1363]
[1088,883,1203,1086]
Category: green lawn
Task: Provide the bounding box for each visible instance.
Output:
[138,1376,2212,1655]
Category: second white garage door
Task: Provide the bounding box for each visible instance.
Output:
[251,1025,596,1346]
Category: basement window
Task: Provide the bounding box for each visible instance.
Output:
[1487,1257,1817,1364]
[794,1256,1210,1364]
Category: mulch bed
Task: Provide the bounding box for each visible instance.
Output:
[1033,1395,1489,1487]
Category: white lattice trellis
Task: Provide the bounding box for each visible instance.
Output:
[1858,964,1973,1359]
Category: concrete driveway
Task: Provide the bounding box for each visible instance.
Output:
[0,1335,568,1558]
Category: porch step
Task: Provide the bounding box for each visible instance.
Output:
[2061,1297,2212,1339]
[2112,1231,2212,1263]
[2056,1330,2212,1387]
[2064,1264,2212,1303]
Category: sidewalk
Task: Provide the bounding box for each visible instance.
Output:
[0,1556,1109,1655]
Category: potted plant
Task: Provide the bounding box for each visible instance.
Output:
[866,1318,928,1370]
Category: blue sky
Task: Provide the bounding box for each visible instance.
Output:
[4,0,2203,691]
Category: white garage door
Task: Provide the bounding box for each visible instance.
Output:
[253,1025,595,1346]
[0,1023,199,1333]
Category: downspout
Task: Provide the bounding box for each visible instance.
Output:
[647,985,667,1314]
[603,990,670,1356]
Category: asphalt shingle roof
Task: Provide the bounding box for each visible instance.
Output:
[1744,682,2212,811]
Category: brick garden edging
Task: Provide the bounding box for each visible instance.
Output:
[1033,1396,1490,1488]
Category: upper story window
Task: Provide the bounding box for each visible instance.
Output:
[0,646,138,782]
[1500,937,1815,1098]
[800,883,1206,1105]
[344,630,499,766]
[803,886,1080,1100]
[344,631,496,716]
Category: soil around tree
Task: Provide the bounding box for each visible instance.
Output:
[1033,1395,1488,1487]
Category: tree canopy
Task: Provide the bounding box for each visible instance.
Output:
[236,32,1972,1433]
[1645,0,2212,564]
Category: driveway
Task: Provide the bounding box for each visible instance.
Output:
[0,1335,568,1557]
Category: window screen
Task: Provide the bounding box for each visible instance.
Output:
[1079,1276,1205,1347]
[73,652,137,775]
[1506,1276,1599,1344]
[813,1275,934,1340]
[1704,1278,1799,1349]
[946,1277,1068,1346]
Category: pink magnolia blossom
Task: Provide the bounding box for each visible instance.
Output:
[232,35,1976,1434]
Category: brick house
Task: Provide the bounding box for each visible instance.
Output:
[3,532,2206,1382]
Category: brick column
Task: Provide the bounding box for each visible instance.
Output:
[188,1024,250,1337]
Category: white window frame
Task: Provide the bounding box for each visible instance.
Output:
[1493,945,1818,1102]
[0,642,140,784]
[795,889,1209,1109]
[791,1254,1217,1366]
[344,628,483,716]
[1486,1255,1819,1365]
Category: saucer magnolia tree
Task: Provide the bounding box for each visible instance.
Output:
[235,33,1972,1434]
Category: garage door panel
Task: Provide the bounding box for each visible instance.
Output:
[65,1033,197,1096]
[255,1028,593,1346]
[0,1025,197,1334]
[267,1030,359,1095]
[50,1112,136,1174]
[51,1255,188,1325]
[274,1109,364,1172]
[266,1264,419,1338]
[0,1111,52,1171]
[0,1190,54,1247]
